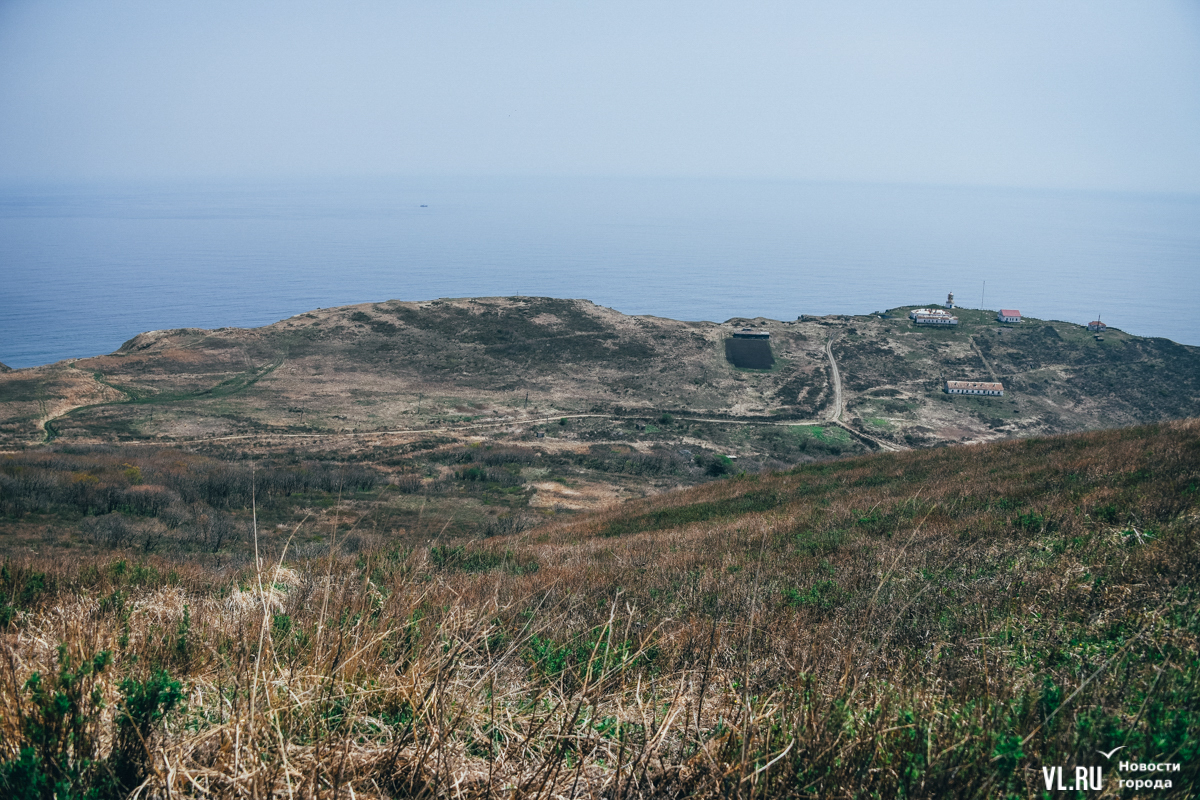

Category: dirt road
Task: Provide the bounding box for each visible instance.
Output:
[823,336,905,452]
[824,337,843,423]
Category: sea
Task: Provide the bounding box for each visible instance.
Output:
[2,176,1198,369]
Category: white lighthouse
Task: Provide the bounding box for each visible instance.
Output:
[945,292,955,309]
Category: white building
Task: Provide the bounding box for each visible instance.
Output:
[997,309,1021,323]
[914,312,958,326]
[909,308,954,319]
[945,380,1004,396]
[1088,320,1107,332]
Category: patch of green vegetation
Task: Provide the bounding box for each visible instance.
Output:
[792,528,845,557]
[89,357,284,409]
[599,490,780,538]
[0,379,53,403]
[429,545,538,575]
[429,545,503,572]
[792,425,850,444]
[382,298,656,365]
[782,579,848,610]
[526,625,656,687]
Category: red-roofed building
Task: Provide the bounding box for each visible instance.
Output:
[1088,320,1107,332]
[997,309,1021,323]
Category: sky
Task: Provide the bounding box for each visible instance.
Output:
[1,1,1199,192]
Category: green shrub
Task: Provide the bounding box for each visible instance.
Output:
[0,646,110,800]
[108,671,184,797]
[705,455,733,477]
[0,647,182,800]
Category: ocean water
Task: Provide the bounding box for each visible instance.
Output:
[1,176,1198,369]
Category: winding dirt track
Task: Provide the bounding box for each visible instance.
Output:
[823,336,904,452]
[824,337,843,423]
[34,362,131,443]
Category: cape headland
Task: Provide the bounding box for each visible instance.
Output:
[2,296,1197,459]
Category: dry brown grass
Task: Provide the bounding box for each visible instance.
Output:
[1,420,1198,797]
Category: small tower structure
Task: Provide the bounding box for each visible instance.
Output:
[945,292,954,309]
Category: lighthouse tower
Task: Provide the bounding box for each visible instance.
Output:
[945,292,955,309]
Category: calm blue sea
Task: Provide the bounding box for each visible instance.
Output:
[2,176,1198,369]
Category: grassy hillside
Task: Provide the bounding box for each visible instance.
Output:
[1,419,1196,797]
[3,298,1199,459]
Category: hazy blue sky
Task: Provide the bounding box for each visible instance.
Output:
[1,1,1198,191]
